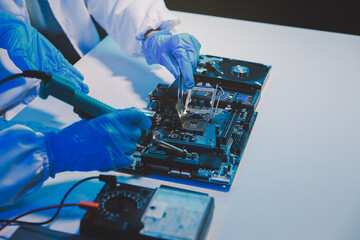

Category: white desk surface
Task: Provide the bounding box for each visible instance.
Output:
[1,11,360,240]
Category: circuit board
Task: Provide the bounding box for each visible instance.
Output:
[122,55,271,189]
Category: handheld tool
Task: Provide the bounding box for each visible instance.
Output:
[38,72,192,158]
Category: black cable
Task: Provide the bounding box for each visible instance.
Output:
[0,176,98,225]
[0,70,51,87]
[0,71,120,226]
[0,203,88,232]
[0,175,112,226]
[0,71,96,225]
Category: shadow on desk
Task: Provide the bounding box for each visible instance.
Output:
[12,107,64,130]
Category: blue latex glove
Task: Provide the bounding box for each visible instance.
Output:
[45,108,151,176]
[142,30,201,89]
[0,13,88,93]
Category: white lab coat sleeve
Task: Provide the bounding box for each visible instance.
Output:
[0,0,30,24]
[0,119,50,207]
[84,0,180,57]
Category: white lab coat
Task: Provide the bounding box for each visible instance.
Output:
[0,0,180,118]
[0,0,179,206]
[1,0,180,57]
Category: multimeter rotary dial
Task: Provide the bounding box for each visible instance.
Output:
[98,190,146,219]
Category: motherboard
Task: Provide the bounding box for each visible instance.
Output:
[123,55,271,189]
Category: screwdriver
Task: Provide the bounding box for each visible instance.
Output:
[37,71,192,158]
[153,138,193,159]
[157,140,193,159]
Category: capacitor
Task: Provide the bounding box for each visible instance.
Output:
[227,164,232,172]
[216,136,221,147]
[185,132,192,140]
[240,110,245,118]
[229,154,235,164]
[188,133,194,142]
[222,166,228,174]
[225,104,232,112]
[215,125,220,135]
[179,132,186,140]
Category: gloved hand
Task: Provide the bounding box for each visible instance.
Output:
[0,13,88,93]
[45,108,151,176]
[142,30,201,89]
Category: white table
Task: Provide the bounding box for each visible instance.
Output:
[1,11,360,240]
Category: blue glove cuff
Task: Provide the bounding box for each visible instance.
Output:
[142,29,173,65]
[144,29,173,42]
[44,132,57,178]
[142,29,201,89]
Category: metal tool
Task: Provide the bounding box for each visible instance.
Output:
[153,138,193,159]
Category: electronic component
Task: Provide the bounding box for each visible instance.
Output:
[80,181,214,240]
[121,55,271,189]
[195,55,270,92]
[33,54,270,189]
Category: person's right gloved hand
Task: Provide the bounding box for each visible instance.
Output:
[45,108,152,177]
[142,30,201,90]
[0,12,88,93]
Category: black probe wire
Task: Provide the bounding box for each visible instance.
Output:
[0,176,100,226]
[0,70,89,225]
[0,70,88,226]
[0,70,51,87]
[0,71,118,226]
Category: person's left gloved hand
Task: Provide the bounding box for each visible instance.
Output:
[142,30,201,89]
[45,108,152,177]
[0,13,88,93]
